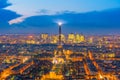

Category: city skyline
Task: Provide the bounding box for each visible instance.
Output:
[0,1,120,79]
[0,33,120,80]
[0,0,120,34]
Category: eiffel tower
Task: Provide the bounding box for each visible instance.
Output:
[53,22,66,64]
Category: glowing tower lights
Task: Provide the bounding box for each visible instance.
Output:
[58,22,62,46]
[53,22,65,64]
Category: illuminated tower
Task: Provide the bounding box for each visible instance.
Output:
[53,22,66,64]
[42,22,65,80]
[58,22,62,47]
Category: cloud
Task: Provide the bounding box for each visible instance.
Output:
[8,15,30,25]
[37,9,60,15]
[37,9,50,14]
[0,0,11,8]
[0,0,21,23]
[0,8,120,34]
[0,9,21,22]
[11,8,120,34]
[9,9,51,25]
[0,0,21,33]
[56,10,76,14]
[8,9,77,25]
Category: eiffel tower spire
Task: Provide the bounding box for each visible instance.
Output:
[58,22,62,46]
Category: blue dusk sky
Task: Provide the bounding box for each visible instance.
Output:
[0,0,120,35]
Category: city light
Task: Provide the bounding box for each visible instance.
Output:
[0,0,119,80]
[0,34,119,80]
[99,74,103,79]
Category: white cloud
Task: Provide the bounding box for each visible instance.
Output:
[8,15,30,25]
